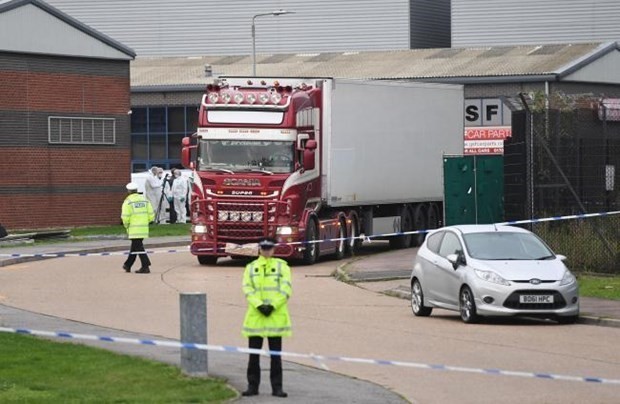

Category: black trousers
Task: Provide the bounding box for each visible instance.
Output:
[123,239,151,269]
[247,336,283,391]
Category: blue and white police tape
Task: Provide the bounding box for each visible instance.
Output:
[2,210,619,258]
[0,248,189,258]
[1,326,618,385]
[496,210,620,226]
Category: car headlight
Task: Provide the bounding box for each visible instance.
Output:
[474,269,510,286]
[560,270,576,286]
[193,225,207,234]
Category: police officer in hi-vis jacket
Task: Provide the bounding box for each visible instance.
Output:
[241,238,292,398]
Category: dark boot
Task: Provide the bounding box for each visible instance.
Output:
[272,389,288,398]
[122,264,131,273]
[241,387,259,396]
[136,267,150,274]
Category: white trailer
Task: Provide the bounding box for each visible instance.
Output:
[322,79,464,207]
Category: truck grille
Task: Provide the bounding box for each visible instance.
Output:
[503,290,567,310]
[205,200,285,241]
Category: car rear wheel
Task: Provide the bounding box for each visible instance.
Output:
[556,315,578,324]
[459,286,480,323]
[411,279,432,317]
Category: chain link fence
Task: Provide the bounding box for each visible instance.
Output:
[505,99,620,273]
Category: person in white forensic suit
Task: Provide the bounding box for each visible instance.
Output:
[144,167,162,212]
[170,170,189,223]
[146,167,169,223]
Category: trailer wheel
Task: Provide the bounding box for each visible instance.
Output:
[334,219,346,260]
[197,255,218,266]
[302,220,319,265]
[346,216,360,256]
[410,205,427,247]
[427,204,440,230]
[389,207,412,249]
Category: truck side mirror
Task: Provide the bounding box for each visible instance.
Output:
[181,137,196,169]
[302,140,317,171]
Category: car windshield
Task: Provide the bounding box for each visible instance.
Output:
[198,140,295,174]
[462,231,554,260]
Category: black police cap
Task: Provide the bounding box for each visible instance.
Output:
[258,238,277,249]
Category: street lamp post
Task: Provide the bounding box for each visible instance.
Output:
[252,9,295,76]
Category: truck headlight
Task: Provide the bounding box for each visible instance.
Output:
[276,226,296,235]
[218,211,229,221]
[229,211,240,221]
[253,212,263,222]
[241,211,253,222]
[474,269,510,286]
[193,225,207,234]
[560,270,576,286]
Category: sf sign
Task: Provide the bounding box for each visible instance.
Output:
[464,98,512,156]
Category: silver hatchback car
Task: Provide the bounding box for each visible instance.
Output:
[410,225,579,324]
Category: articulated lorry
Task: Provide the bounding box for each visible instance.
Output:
[182,77,464,265]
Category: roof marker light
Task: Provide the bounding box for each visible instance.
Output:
[271,92,282,104]
[259,93,270,104]
[208,93,219,103]
[221,93,232,104]
[246,93,257,104]
[234,93,244,104]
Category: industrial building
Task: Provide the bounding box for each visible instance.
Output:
[452,0,620,47]
[0,0,135,229]
[43,0,451,56]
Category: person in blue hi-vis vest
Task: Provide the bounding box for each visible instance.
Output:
[241,238,292,398]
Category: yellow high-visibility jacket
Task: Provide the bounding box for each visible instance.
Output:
[121,193,155,239]
[242,255,292,337]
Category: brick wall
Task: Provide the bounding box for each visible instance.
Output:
[0,52,131,230]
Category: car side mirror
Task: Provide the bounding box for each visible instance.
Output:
[556,254,567,261]
[447,253,465,270]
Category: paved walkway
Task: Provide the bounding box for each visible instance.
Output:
[343,243,620,328]
[0,237,405,403]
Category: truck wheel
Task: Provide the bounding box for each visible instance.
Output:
[410,205,427,247]
[302,221,319,265]
[427,204,440,230]
[334,219,346,260]
[389,207,412,249]
[197,255,218,266]
[346,217,360,256]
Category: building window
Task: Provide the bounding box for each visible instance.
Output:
[130,105,198,172]
[48,116,116,145]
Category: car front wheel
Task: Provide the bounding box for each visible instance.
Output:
[411,279,432,317]
[459,286,480,324]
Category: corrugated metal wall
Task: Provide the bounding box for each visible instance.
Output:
[410,0,450,48]
[453,0,620,47]
[45,0,413,56]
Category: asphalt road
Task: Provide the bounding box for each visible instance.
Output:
[1,249,619,403]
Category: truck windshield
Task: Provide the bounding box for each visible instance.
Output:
[198,140,295,174]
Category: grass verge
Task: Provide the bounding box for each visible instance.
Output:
[71,223,191,238]
[578,274,620,301]
[0,332,235,402]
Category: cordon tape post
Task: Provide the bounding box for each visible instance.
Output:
[1,210,619,258]
[0,327,618,385]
